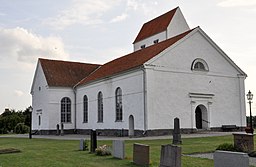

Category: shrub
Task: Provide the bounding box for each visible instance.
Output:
[83,140,89,151]
[216,143,238,152]
[14,123,29,134]
[95,145,111,156]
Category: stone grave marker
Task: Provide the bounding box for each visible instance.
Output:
[233,132,254,152]
[133,143,150,166]
[112,140,125,159]
[90,130,97,153]
[173,117,182,144]
[214,150,249,167]
[60,123,64,136]
[79,139,85,151]
[159,144,181,167]
[56,124,60,135]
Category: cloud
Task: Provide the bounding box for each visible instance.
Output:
[110,13,128,23]
[0,27,69,65]
[14,90,24,97]
[218,0,256,7]
[43,0,120,29]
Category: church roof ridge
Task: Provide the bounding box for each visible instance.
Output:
[39,58,101,87]
[77,28,194,87]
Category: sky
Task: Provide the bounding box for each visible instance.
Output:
[0,0,256,115]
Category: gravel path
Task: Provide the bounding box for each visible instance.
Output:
[185,153,256,166]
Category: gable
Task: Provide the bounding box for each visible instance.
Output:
[39,58,101,87]
[145,27,246,77]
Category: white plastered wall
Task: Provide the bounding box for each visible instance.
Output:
[145,30,246,130]
[76,70,145,131]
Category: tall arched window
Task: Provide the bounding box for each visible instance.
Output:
[115,87,123,121]
[83,95,88,123]
[61,97,71,123]
[98,92,103,122]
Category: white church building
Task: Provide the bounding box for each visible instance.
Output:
[31,7,247,136]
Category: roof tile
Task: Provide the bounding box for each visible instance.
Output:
[78,28,193,86]
[40,59,100,87]
[133,7,178,43]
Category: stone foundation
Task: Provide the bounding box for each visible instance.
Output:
[32,126,246,137]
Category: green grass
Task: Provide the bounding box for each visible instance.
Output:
[0,135,238,167]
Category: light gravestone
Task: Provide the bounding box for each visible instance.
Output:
[159,144,181,167]
[60,123,64,136]
[133,143,150,166]
[214,150,249,167]
[79,139,85,151]
[112,140,125,159]
[173,117,182,144]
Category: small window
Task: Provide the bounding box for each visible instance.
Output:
[39,87,41,91]
[191,58,209,71]
[141,45,146,49]
[38,115,41,126]
[153,39,159,44]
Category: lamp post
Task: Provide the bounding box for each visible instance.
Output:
[28,106,33,139]
[247,90,254,134]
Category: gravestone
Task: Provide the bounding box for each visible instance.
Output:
[112,140,125,159]
[159,144,181,167]
[90,130,97,153]
[60,123,64,136]
[233,132,254,152]
[79,139,85,151]
[133,143,150,166]
[214,150,249,167]
[56,124,60,135]
[173,117,182,144]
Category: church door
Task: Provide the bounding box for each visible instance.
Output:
[195,106,202,129]
[128,115,134,137]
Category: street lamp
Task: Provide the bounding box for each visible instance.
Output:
[28,106,33,139]
[247,90,253,134]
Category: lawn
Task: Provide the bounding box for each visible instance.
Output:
[0,135,234,167]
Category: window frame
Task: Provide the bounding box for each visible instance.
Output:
[191,58,209,72]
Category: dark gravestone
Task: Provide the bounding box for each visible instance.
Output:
[173,118,182,144]
[159,144,181,167]
[133,143,150,166]
[90,130,97,153]
[233,133,254,153]
[60,123,64,136]
[56,124,60,135]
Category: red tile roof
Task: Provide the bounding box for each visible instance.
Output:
[39,58,101,87]
[133,7,178,44]
[77,28,194,87]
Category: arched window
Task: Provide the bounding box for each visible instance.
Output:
[97,92,103,122]
[61,97,71,123]
[115,87,123,121]
[191,58,209,71]
[83,95,88,123]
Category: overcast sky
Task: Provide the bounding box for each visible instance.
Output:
[0,0,256,115]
